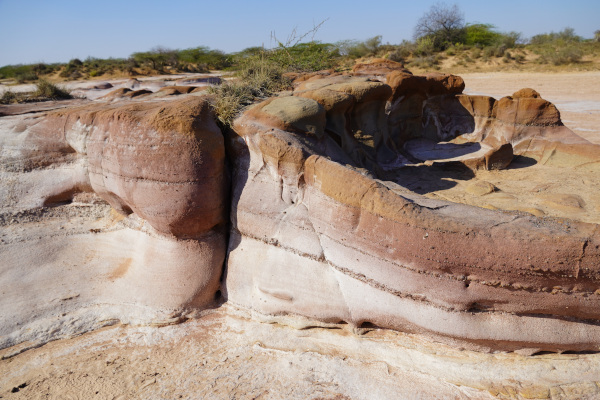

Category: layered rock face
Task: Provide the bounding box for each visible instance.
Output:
[458,88,600,166]
[226,70,600,352]
[0,97,226,347]
[2,67,600,358]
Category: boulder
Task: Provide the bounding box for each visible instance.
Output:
[154,85,196,96]
[243,96,326,137]
[99,87,152,100]
[90,82,113,90]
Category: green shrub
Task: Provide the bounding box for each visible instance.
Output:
[536,46,583,65]
[69,58,83,67]
[530,28,581,45]
[0,64,38,81]
[465,24,501,47]
[33,79,72,99]
[409,55,439,69]
[15,71,38,83]
[336,36,382,59]
[0,90,17,104]
[269,41,340,71]
[414,37,435,56]
[388,40,414,62]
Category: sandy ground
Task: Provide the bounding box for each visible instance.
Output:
[2,72,600,399]
[4,304,600,400]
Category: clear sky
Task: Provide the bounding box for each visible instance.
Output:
[1,0,598,66]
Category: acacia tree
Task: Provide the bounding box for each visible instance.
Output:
[413,3,466,51]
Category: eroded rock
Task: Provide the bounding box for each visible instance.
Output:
[225,69,600,353]
[0,96,227,348]
[2,68,600,364]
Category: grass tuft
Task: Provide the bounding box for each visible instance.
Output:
[33,79,72,99]
[208,57,291,125]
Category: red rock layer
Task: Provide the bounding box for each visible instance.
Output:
[226,77,600,351]
[31,97,227,236]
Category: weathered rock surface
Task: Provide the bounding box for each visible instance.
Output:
[2,68,600,398]
[455,89,600,167]
[226,70,600,352]
[0,96,226,348]
[19,97,227,236]
[99,87,151,100]
[6,304,600,400]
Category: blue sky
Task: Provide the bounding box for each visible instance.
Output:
[0,0,598,66]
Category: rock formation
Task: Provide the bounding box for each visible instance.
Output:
[0,97,226,348]
[1,66,600,362]
[225,68,600,353]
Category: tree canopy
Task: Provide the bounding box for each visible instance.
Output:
[413,3,466,51]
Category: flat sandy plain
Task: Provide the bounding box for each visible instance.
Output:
[1,72,600,400]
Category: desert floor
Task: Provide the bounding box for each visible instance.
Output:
[1,72,600,400]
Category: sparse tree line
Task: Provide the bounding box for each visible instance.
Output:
[1,3,599,84]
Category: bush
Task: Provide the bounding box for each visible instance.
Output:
[483,44,507,58]
[536,46,583,65]
[514,53,525,63]
[414,36,435,56]
[15,71,39,83]
[269,41,340,71]
[409,55,440,69]
[335,36,382,59]
[530,28,581,45]
[33,79,72,99]
[465,24,501,47]
[388,40,414,62]
[69,58,83,67]
[0,64,39,81]
[528,27,585,66]
[208,56,291,125]
[0,90,17,104]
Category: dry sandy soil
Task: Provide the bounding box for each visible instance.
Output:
[2,72,600,400]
